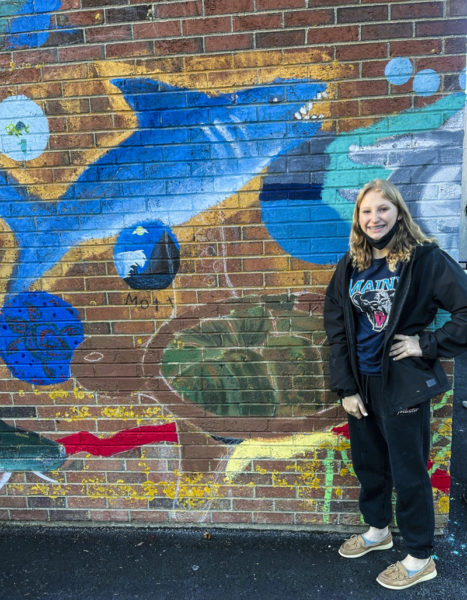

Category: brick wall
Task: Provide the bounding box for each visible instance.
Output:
[0,0,464,529]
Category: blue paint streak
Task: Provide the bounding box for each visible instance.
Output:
[260,183,349,264]
[4,0,62,48]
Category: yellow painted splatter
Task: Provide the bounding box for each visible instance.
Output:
[438,418,452,438]
[80,470,221,510]
[49,389,70,400]
[10,482,70,499]
[437,496,449,514]
[55,404,172,425]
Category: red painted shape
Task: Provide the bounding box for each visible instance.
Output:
[430,468,451,494]
[332,423,350,439]
[330,427,451,493]
[57,423,178,457]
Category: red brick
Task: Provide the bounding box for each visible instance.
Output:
[212,511,253,524]
[61,0,80,8]
[362,22,413,41]
[234,14,283,31]
[105,5,150,24]
[59,44,104,62]
[205,34,254,53]
[336,42,387,62]
[445,37,466,54]
[1,67,41,84]
[0,53,12,70]
[67,497,107,509]
[91,510,129,522]
[257,0,305,7]
[156,1,202,18]
[255,486,296,499]
[154,37,204,56]
[9,510,48,521]
[131,511,170,523]
[205,0,254,15]
[391,2,444,19]
[448,0,467,16]
[390,39,442,57]
[416,55,466,75]
[85,24,131,43]
[183,16,231,35]
[338,79,388,99]
[361,59,393,79]
[253,512,294,524]
[106,41,154,59]
[0,497,27,508]
[335,99,362,120]
[307,0,354,4]
[307,25,359,45]
[293,10,336,28]
[256,29,306,48]
[133,21,182,39]
[337,6,388,24]
[416,19,467,37]
[12,48,58,67]
[62,8,103,26]
[234,498,274,511]
[360,96,412,117]
[112,320,155,334]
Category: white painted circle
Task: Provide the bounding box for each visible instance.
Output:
[0,95,49,161]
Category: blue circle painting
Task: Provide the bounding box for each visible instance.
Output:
[413,69,440,97]
[384,58,413,86]
[0,291,84,385]
[114,221,180,290]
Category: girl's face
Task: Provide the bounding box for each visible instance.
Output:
[358,190,399,241]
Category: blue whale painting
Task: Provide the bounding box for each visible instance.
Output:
[0,77,326,293]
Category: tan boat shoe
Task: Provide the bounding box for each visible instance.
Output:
[376,557,437,590]
[338,532,393,558]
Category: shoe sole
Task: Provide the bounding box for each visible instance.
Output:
[377,568,437,590]
[338,539,393,558]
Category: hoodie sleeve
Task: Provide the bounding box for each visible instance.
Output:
[324,257,359,399]
[419,249,467,359]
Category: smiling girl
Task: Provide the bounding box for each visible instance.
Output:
[324,179,467,590]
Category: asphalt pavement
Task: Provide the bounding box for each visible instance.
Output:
[0,355,465,600]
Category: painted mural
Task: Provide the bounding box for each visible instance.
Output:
[0,0,75,49]
[0,37,464,524]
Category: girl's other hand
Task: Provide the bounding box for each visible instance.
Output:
[389,334,422,361]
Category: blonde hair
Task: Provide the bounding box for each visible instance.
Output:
[349,179,435,272]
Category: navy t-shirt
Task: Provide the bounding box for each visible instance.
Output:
[349,257,401,374]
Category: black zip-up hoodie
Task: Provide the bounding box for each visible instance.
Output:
[324,243,467,414]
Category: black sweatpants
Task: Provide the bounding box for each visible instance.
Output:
[347,375,434,559]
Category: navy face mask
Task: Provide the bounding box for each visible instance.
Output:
[362,220,400,250]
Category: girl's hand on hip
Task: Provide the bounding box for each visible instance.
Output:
[342,393,368,419]
[389,334,422,361]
